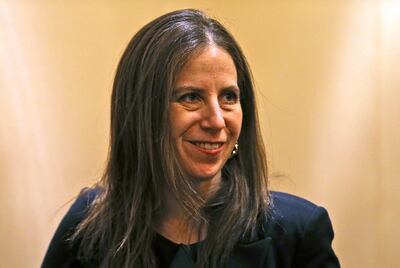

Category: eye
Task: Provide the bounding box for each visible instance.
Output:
[174,92,203,110]
[220,90,239,105]
[179,92,201,104]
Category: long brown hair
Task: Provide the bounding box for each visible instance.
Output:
[72,9,269,268]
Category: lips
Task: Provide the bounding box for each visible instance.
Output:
[190,141,224,150]
[187,140,225,155]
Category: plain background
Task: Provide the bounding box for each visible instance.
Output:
[1,1,399,267]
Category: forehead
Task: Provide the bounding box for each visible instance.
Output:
[175,45,237,85]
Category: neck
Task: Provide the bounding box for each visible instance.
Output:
[193,170,222,200]
[155,172,222,244]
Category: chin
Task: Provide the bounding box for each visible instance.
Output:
[187,167,222,183]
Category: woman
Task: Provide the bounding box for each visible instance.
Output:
[42,9,340,268]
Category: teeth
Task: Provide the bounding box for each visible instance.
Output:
[193,142,222,150]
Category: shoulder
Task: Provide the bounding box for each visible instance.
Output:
[270,191,320,214]
[68,187,103,218]
[266,191,334,238]
[41,187,102,268]
[263,191,340,267]
[54,187,102,232]
[269,191,327,228]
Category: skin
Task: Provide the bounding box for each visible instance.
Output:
[160,45,243,244]
[169,45,243,199]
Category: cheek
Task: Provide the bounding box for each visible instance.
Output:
[168,106,183,138]
[230,110,243,138]
[168,105,199,139]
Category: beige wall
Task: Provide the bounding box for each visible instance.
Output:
[1,1,399,267]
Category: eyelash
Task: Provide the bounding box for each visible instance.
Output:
[179,93,201,103]
[221,91,239,104]
[178,91,239,105]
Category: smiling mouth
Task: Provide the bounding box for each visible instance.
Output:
[190,141,224,150]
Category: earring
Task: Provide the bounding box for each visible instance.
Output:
[230,143,239,158]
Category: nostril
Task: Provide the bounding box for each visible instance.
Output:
[200,115,226,130]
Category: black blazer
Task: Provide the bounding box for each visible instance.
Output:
[42,189,340,268]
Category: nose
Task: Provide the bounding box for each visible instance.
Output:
[200,99,226,131]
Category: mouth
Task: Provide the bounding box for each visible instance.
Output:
[186,141,226,155]
[189,141,224,150]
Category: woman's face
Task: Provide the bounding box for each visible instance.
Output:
[169,45,243,186]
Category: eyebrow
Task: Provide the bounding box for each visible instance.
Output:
[173,85,240,94]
